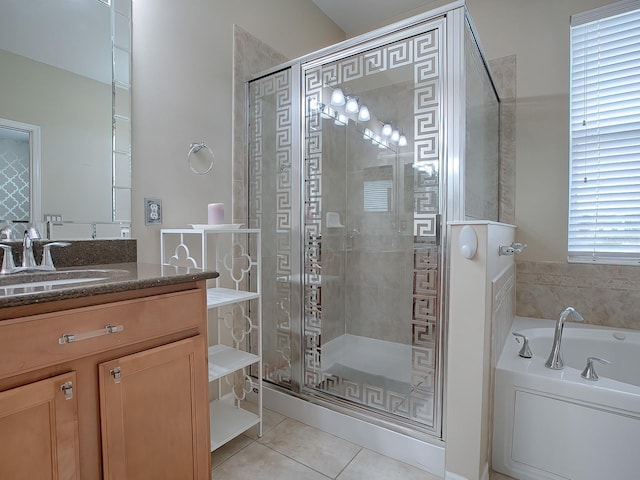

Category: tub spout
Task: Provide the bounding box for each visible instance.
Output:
[545,306,584,370]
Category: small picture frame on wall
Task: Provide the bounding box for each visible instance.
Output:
[144,198,162,225]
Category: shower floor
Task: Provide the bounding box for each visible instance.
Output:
[319,334,427,420]
[322,334,412,390]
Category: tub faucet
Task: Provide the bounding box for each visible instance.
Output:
[545,306,584,370]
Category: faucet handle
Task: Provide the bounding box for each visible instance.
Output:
[580,356,610,381]
[0,244,16,274]
[512,332,533,358]
[41,242,71,270]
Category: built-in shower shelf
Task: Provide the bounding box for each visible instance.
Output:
[208,345,260,382]
[207,288,260,309]
[210,396,260,451]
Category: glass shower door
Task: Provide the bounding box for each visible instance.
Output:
[302,25,444,433]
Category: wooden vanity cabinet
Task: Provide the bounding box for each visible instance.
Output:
[99,336,208,480]
[0,281,211,480]
[0,371,80,480]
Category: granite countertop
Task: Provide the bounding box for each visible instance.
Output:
[0,262,218,308]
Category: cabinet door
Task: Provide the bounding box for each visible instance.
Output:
[99,336,209,480]
[0,372,80,480]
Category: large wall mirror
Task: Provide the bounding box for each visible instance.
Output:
[0,0,132,239]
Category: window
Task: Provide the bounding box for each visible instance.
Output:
[568,1,640,264]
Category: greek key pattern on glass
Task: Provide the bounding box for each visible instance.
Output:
[302,28,441,428]
[248,70,294,386]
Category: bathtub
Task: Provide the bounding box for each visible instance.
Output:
[492,316,640,480]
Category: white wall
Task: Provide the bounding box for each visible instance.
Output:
[132,0,345,263]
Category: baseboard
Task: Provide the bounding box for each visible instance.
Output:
[445,471,468,480]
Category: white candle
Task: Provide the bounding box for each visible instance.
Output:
[207,203,224,225]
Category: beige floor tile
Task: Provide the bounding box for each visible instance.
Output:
[258,418,361,478]
[211,434,253,469]
[212,441,330,480]
[336,448,441,480]
[241,404,286,439]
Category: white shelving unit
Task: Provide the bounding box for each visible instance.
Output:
[160,227,262,452]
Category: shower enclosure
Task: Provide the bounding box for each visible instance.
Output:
[246,3,499,439]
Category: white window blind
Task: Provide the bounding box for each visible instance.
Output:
[363,179,393,212]
[569,1,640,264]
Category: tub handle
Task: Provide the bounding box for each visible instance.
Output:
[512,333,532,358]
[580,356,610,381]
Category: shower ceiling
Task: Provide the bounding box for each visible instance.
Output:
[311,0,442,36]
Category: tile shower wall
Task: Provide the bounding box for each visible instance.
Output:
[516,261,640,330]
[343,83,415,346]
[489,55,516,226]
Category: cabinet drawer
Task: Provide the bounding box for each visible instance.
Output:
[0,289,205,378]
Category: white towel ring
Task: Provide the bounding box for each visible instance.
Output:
[188,141,214,175]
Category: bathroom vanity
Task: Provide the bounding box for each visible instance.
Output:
[0,261,216,479]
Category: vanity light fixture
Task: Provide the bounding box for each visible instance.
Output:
[381,123,393,137]
[357,105,371,121]
[345,96,360,114]
[391,130,400,142]
[398,134,408,146]
[321,105,335,119]
[335,113,349,126]
[330,88,346,106]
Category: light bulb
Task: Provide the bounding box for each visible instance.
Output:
[382,124,392,136]
[357,105,370,122]
[330,88,345,106]
[398,134,407,147]
[345,97,359,114]
[391,130,400,142]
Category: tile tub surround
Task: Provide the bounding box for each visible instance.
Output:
[0,239,137,269]
[516,260,640,330]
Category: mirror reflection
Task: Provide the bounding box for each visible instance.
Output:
[0,0,131,239]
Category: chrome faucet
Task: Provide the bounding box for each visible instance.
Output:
[545,306,584,370]
[22,226,41,268]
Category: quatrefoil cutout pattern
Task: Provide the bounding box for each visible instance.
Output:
[168,242,199,269]
[220,303,254,346]
[223,240,253,287]
[224,372,255,401]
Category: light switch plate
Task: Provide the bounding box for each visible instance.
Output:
[144,198,162,225]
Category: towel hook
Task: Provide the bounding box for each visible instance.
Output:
[188,141,214,175]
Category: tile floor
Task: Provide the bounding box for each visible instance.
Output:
[211,406,517,479]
